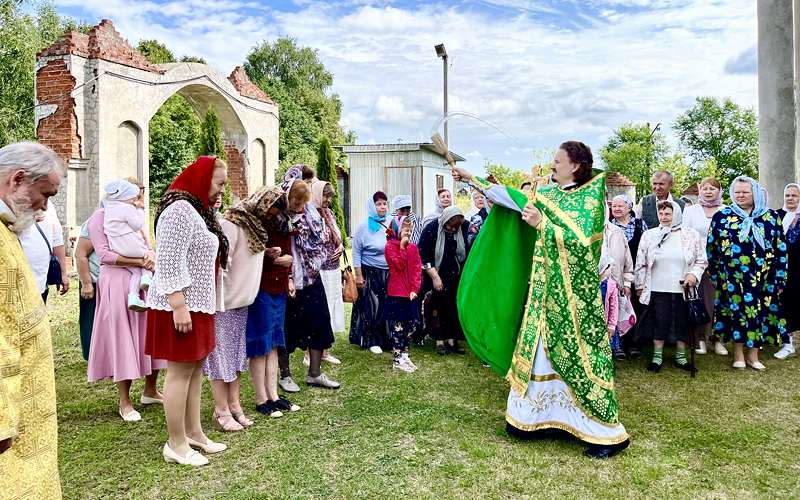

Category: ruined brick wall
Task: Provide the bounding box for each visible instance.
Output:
[224,143,248,200]
[35,59,80,163]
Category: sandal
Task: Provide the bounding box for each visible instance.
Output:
[231,409,254,427]
[213,410,244,432]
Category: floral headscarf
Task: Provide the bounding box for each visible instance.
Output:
[729,176,769,250]
[224,186,284,254]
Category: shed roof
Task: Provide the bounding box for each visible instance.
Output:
[682,183,699,196]
[606,171,635,186]
[335,143,465,162]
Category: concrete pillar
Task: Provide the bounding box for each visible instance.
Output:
[758,0,795,207]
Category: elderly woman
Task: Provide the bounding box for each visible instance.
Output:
[635,201,707,372]
[350,192,391,353]
[422,188,453,228]
[282,168,339,389]
[418,205,470,355]
[600,220,634,360]
[86,179,164,421]
[202,187,286,430]
[775,182,800,359]
[683,177,727,356]
[146,156,229,466]
[309,180,344,366]
[707,177,788,371]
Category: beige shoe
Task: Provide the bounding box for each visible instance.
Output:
[140,395,163,405]
[163,442,208,466]
[118,407,141,422]
[714,342,729,356]
[747,360,766,371]
[695,341,707,355]
[732,360,746,370]
[187,436,227,454]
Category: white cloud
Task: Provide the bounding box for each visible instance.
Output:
[53,0,758,174]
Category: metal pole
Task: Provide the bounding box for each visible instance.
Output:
[443,54,449,147]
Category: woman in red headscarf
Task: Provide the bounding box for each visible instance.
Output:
[146,156,229,467]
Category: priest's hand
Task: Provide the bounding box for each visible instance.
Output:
[522,204,542,228]
[452,167,472,183]
[0,438,11,453]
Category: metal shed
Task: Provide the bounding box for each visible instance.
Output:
[336,143,465,233]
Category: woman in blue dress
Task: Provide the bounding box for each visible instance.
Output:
[706,176,788,371]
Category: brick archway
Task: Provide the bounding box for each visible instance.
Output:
[35,19,279,235]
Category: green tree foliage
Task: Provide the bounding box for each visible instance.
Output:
[484,162,530,189]
[0,1,88,145]
[197,109,227,159]
[148,95,201,207]
[317,136,349,242]
[673,97,758,189]
[179,55,206,64]
[601,123,670,197]
[244,37,354,179]
[136,39,175,65]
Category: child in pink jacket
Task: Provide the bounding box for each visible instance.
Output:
[383,216,422,373]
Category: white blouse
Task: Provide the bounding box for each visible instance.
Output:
[682,204,724,244]
[147,200,220,314]
[650,232,685,294]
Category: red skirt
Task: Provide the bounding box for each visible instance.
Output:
[145,309,216,362]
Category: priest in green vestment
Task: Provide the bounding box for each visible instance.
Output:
[453,141,629,458]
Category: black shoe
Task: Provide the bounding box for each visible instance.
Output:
[674,361,697,373]
[628,348,643,359]
[274,397,300,412]
[506,423,571,441]
[646,362,662,373]
[436,345,448,356]
[255,400,283,418]
[447,342,465,355]
[612,348,627,361]
[584,439,630,459]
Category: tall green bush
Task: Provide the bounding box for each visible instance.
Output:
[317,136,349,243]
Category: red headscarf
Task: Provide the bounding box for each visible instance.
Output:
[154,155,230,269]
[168,155,218,208]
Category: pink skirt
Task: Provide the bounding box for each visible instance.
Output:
[87,265,166,382]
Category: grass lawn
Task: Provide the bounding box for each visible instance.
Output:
[48,284,800,499]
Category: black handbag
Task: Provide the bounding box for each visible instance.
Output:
[684,284,710,326]
[34,222,63,286]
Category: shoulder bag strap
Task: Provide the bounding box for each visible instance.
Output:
[34,222,53,256]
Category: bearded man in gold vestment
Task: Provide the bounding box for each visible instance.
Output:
[0,142,64,499]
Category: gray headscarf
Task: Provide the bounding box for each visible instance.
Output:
[435,205,466,269]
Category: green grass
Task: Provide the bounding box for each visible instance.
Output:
[48,284,800,499]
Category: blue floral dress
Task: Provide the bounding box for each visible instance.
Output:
[706,208,788,347]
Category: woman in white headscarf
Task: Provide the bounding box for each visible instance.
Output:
[776,183,800,359]
[634,201,707,373]
[417,205,470,355]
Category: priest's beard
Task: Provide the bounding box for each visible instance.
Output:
[8,184,42,235]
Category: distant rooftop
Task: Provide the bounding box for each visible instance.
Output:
[336,143,466,162]
[606,171,635,186]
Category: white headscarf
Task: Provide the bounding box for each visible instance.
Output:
[435,205,466,270]
[782,183,800,232]
[652,200,683,250]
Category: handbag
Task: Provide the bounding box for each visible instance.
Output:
[34,222,63,287]
[341,251,358,303]
[684,284,710,326]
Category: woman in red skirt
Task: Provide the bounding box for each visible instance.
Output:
[146,156,229,467]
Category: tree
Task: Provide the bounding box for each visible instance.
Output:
[317,136,349,242]
[196,109,231,206]
[601,123,670,197]
[148,95,201,207]
[0,1,88,145]
[484,162,530,189]
[673,97,758,189]
[244,37,354,178]
[179,55,206,64]
[136,39,175,64]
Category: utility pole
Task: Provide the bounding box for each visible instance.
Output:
[435,43,448,147]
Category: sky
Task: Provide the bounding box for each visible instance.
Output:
[52,0,758,174]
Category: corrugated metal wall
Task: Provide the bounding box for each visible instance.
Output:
[347,148,455,230]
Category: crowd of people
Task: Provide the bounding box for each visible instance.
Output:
[2,139,799,495]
